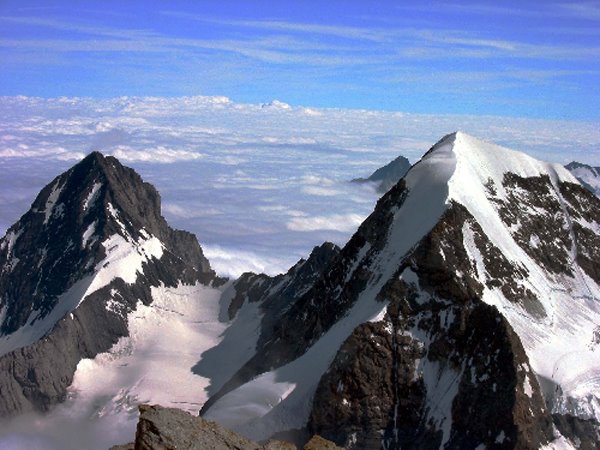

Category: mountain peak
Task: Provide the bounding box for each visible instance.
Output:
[203,134,600,448]
[351,154,411,194]
[565,160,600,196]
[418,131,577,194]
[0,152,217,416]
[74,150,114,178]
[0,152,214,352]
[82,149,106,162]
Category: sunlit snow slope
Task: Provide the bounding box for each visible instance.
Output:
[447,133,600,420]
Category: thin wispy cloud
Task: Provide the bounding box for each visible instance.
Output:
[407,3,553,18]
[164,13,392,43]
[2,12,596,62]
[557,1,600,20]
[161,13,600,61]
[401,1,600,21]
[0,15,160,40]
[0,2,598,119]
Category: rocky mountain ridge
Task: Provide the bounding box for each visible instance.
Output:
[202,132,600,449]
[0,152,216,416]
[351,154,412,193]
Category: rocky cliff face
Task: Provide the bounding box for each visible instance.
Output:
[227,242,341,321]
[203,132,600,449]
[308,203,555,449]
[0,152,216,416]
[198,241,341,413]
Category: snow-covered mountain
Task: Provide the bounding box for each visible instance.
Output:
[202,132,600,449]
[0,151,217,417]
[1,133,599,450]
[566,161,600,197]
[352,154,412,193]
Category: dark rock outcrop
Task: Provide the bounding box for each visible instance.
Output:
[228,242,341,321]
[551,414,600,450]
[108,444,134,450]
[113,404,343,450]
[559,181,600,284]
[134,404,258,450]
[352,155,412,193]
[488,174,573,277]
[304,435,345,450]
[309,203,554,449]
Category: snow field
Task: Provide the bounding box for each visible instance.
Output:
[69,283,226,415]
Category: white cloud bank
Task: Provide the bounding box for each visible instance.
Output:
[109,146,204,163]
[0,95,599,278]
[287,213,366,232]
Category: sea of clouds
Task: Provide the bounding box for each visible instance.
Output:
[1,95,599,278]
[0,95,600,449]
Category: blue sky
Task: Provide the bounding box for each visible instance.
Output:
[1,0,599,120]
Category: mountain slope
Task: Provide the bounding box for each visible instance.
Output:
[352,154,412,193]
[203,132,600,449]
[0,152,216,416]
[193,242,340,402]
[565,161,600,197]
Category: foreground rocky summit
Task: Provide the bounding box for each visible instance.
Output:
[0,152,216,416]
[111,404,343,450]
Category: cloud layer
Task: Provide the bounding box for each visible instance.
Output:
[0,94,599,449]
[1,95,599,279]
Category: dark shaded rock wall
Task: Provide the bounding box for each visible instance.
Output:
[309,204,555,450]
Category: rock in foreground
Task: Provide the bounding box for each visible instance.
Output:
[112,404,344,450]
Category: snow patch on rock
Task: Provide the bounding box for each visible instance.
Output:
[83,182,102,211]
[43,180,64,224]
[82,221,97,248]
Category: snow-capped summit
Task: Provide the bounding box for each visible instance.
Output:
[0,151,216,416]
[203,132,600,449]
[260,99,292,110]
